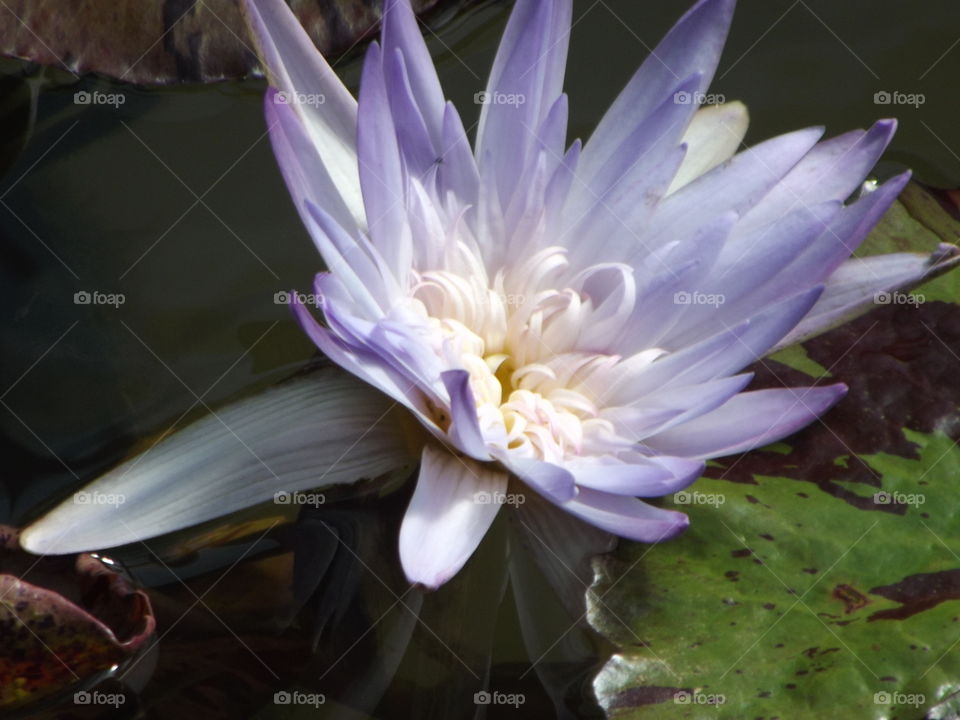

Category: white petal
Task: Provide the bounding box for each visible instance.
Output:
[243,0,365,227]
[20,368,413,554]
[667,100,749,194]
[398,444,507,589]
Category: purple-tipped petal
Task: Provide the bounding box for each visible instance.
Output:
[559,487,690,543]
[242,0,363,225]
[381,0,446,144]
[383,48,439,177]
[265,91,358,237]
[741,119,898,231]
[357,42,413,279]
[439,101,480,204]
[644,384,848,459]
[399,444,507,589]
[602,372,754,439]
[441,370,491,461]
[619,210,736,352]
[646,127,825,248]
[566,454,704,497]
[611,286,823,402]
[782,172,913,285]
[476,0,572,213]
[292,300,440,431]
[496,454,577,503]
[563,74,703,266]
[580,0,736,182]
[660,200,842,348]
[773,242,960,351]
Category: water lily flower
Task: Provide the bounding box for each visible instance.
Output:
[22,0,959,590]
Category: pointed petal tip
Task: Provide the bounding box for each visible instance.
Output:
[873,117,898,135]
[652,510,690,542]
[18,523,66,556]
[931,242,960,265]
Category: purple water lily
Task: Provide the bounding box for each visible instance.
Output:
[22,0,957,590]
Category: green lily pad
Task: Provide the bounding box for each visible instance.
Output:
[591,431,960,719]
[588,183,960,718]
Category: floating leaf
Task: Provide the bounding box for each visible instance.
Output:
[0,0,481,85]
[589,182,960,719]
[0,525,155,711]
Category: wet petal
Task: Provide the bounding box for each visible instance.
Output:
[398,444,506,589]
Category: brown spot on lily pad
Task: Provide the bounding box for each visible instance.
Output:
[832,584,870,614]
[869,569,960,621]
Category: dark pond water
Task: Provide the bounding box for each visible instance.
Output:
[1,0,959,717]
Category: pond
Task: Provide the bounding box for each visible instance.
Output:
[2,0,960,718]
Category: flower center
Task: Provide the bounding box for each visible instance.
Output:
[409,255,617,463]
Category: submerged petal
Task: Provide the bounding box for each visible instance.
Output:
[21,368,414,555]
